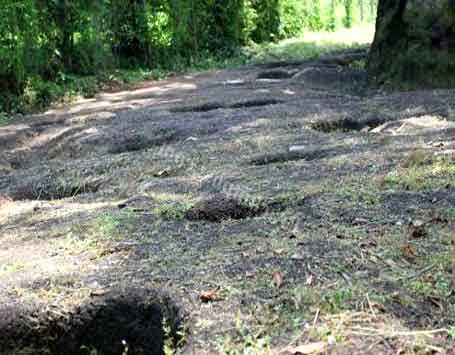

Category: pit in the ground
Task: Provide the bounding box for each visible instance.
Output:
[0,289,183,355]
[171,99,284,113]
[310,117,386,132]
[9,177,102,201]
[185,194,288,222]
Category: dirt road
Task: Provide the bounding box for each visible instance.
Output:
[1,50,454,354]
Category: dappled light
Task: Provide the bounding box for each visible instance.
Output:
[2,1,455,354]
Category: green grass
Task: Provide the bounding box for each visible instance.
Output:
[0,111,10,126]
[247,25,374,63]
[95,209,138,239]
[384,154,455,190]
[0,262,25,275]
[153,201,193,220]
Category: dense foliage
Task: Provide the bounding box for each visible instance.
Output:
[0,0,377,114]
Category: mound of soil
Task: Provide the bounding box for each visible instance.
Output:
[185,194,260,222]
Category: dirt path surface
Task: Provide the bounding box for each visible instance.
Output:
[1,50,455,354]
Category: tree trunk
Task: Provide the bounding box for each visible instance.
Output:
[367,0,455,88]
[57,0,73,70]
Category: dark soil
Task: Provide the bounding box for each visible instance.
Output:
[8,175,102,201]
[256,69,295,79]
[310,116,387,132]
[171,98,284,113]
[249,147,342,165]
[184,194,290,222]
[1,48,455,354]
[0,289,182,355]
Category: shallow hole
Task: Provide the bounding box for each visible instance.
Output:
[229,98,283,109]
[310,117,386,133]
[108,134,178,154]
[256,69,294,80]
[170,102,223,113]
[10,178,102,201]
[0,289,183,355]
[171,99,284,113]
[249,148,333,166]
[185,194,298,222]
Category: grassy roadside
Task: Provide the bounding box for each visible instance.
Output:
[0,26,375,125]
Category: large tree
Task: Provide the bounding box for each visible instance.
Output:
[368,0,455,88]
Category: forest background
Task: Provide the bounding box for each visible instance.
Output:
[0,0,377,116]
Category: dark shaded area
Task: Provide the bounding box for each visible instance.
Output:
[171,99,284,113]
[294,66,369,94]
[310,116,386,132]
[229,99,284,109]
[368,0,455,88]
[108,133,179,154]
[0,289,183,355]
[249,147,343,166]
[9,176,102,201]
[171,102,224,113]
[185,194,290,222]
[256,69,295,79]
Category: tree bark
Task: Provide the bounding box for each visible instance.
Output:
[367,0,455,88]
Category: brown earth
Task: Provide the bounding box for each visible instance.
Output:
[1,50,455,354]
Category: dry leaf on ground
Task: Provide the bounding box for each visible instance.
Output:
[272,271,284,288]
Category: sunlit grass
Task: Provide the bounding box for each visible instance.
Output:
[384,154,455,190]
[248,25,375,63]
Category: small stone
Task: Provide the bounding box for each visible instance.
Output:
[289,145,305,152]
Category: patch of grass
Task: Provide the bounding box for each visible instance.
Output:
[153,201,192,220]
[400,150,432,168]
[61,231,100,254]
[428,252,455,275]
[442,232,455,246]
[322,287,355,313]
[247,25,374,63]
[349,59,367,69]
[95,209,138,239]
[0,262,25,275]
[216,309,276,355]
[449,327,455,339]
[335,179,381,206]
[407,272,453,299]
[0,111,10,126]
[384,154,455,190]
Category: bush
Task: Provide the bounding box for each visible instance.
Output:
[279,0,305,38]
[23,77,63,111]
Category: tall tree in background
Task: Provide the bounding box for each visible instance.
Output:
[343,0,354,28]
[251,0,280,42]
[327,0,337,31]
[368,0,455,87]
